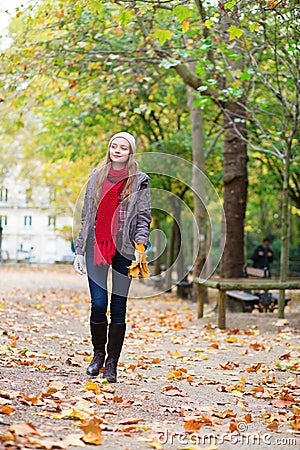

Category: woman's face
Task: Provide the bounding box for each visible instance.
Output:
[109,137,130,167]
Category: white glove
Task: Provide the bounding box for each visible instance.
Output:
[74,254,86,275]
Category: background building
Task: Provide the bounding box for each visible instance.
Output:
[0,174,74,264]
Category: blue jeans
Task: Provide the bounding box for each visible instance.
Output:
[86,236,132,324]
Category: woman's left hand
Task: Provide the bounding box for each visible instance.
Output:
[128,242,150,278]
[73,254,86,275]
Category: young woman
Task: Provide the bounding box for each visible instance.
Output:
[74,132,151,382]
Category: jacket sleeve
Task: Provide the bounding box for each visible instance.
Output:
[75,170,97,255]
[268,248,274,263]
[134,179,151,247]
[251,246,260,262]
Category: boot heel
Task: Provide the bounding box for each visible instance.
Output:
[103,323,126,383]
[103,357,117,382]
[86,351,105,377]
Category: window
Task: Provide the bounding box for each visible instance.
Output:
[48,216,56,228]
[0,188,8,202]
[49,188,56,203]
[24,216,32,227]
[0,215,7,227]
[26,188,33,204]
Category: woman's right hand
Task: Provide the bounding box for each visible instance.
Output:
[73,254,86,275]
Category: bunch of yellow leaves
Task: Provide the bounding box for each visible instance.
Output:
[127,242,150,278]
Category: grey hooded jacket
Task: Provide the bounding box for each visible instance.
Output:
[75,169,151,258]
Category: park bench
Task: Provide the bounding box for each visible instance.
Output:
[194,277,299,329]
[176,266,194,299]
[147,265,193,297]
[226,265,291,313]
[147,276,193,299]
[151,274,165,289]
[149,273,193,297]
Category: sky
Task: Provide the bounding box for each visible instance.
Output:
[0,0,29,48]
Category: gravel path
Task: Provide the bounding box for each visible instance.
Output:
[0,266,299,449]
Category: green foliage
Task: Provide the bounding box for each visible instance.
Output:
[228,25,243,40]
[1,0,299,262]
[173,5,192,22]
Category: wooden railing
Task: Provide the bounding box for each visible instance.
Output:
[194,278,300,330]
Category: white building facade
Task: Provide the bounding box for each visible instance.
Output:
[0,176,74,264]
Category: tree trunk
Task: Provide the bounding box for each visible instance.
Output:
[278,145,291,318]
[152,216,161,276]
[187,85,208,302]
[187,88,207,278]
[165,220,175,292]
[170,196,185,282]
[220,101,248,278]
[176,3,249,280]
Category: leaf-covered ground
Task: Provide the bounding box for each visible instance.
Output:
[0,266,299,449]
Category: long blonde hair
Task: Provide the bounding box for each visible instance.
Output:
[92,146,139,212]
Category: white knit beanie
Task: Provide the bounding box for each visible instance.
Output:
[108,132,136,154]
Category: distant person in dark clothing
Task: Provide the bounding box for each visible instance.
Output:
[251,238,274,275]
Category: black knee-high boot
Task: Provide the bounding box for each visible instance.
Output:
[86,320,108,377]
[103,323,126,383]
